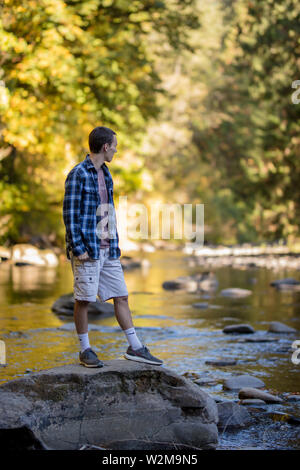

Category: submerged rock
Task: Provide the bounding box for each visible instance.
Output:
[192,302,209,309]
[51,293,115,317]
[0,361,218,450]
[220,288,252,298]
[205,359,237,366]
[236,336,279,343]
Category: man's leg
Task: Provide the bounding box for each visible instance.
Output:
[113,296,143,351]
[74,300,91,352]
[74,299,89,334]
[113,295,133,330]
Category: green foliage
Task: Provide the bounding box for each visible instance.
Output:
[1,0,299,246]
[201,0,300,242]
[0,0,199,244]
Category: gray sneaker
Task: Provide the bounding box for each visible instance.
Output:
[124,345,163,366]
[79,348,104,368]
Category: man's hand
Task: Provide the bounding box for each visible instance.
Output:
[77,251,90,261]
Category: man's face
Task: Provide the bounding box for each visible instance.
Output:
[104,135,117,162]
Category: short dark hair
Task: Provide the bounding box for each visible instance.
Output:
[88,126,116,153]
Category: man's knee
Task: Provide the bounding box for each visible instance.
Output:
[75,299,89,306]
[113,295,128,303]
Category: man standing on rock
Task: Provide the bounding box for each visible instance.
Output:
[63,126,163,368]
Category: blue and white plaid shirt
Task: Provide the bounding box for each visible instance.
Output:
[63,154,121,260]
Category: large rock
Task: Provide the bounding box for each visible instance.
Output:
[223,324,255,334]
[217,402,254,429]
[238,387,283,404]
[51,293,115,317]
[223,375,265,391]
[0,361,219,450]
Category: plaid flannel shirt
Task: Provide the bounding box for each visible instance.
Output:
[63,154,121,260]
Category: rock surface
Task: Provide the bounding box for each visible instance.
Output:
[239,399,266,406]
[217,402,253,429]
[223,324,255,334]
[51,293,115,317]
[267,321,297,334]
[223,375,265,391]
[0,360,219,450]
[238,387,283,403]
[205,359,237,366]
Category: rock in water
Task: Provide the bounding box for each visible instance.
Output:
[217,402,254,429]
[270,278,300,287]
[205,359,237,366]
[238,387,283,403]
[223,375,265,391]
[51,293,114,317]
[267,321,297,334]
[0,361,218,450]
[220,288,252,298]
[223,324,255,334]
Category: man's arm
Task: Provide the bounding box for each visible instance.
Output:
[63,168,87,257]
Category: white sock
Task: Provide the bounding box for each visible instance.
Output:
[78,332,90,353]
[124,327,143,351]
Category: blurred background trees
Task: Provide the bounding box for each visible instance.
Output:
[0,0,299,248]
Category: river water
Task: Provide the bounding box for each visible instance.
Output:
[0,250,299,449]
